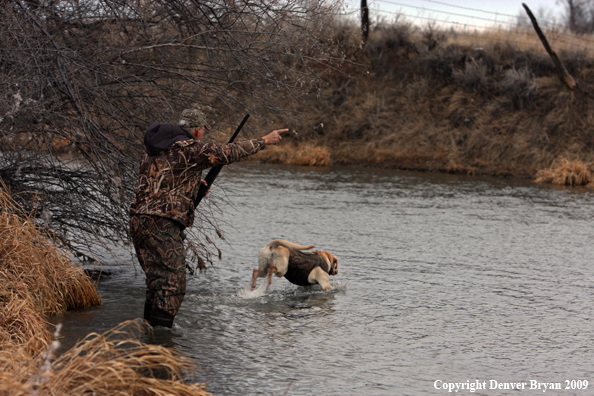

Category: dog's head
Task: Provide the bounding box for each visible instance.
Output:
[318,251,338,276]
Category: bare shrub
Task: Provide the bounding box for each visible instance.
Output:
[421,24,446,52]
[365,22,419,77]
[453,58,489,94]
[422,44,468,84]
[534,158,592,186]
[0,0,348,259]
[499,67,539,108]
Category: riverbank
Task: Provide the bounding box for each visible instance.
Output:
[0,184,212,396]
[251,141,594,187]
[249,23,594,187]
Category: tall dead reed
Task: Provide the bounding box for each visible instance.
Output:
[0,183,102,317]
[36,319,211,396]
[0,181,102,393]
[0,184,212,396]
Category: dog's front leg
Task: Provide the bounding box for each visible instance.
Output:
[309,267,333,291]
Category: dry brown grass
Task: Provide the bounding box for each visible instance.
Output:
[0,182,102,317]
[280,22,594,180]
[446,27,594,58]
[37,319,211,396]
[252,141,331,166]
[0,181,101,394]
[0,320,212,396]
[534,158,592,186]
[0,183,213,396]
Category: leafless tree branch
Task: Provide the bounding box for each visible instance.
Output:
[0,0,351,264]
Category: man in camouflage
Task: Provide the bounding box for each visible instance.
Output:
[130,108,286,327]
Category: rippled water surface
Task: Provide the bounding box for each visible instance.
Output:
[52,163,594,395]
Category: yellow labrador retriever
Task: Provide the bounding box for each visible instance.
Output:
[251,239,338,290]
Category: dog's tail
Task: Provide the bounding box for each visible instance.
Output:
[267,239,314,251]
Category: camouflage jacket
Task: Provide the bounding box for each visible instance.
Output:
[130,137,265,228]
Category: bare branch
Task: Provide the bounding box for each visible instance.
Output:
[0,0,351,262]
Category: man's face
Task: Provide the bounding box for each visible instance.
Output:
[191,126,205,140]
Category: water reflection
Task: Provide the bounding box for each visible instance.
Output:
[143,327,186,349]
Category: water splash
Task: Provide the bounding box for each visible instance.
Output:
[295,280,348,294]
[236,283,268,299]
[237,280,348,299]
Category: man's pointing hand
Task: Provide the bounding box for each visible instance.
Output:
[262,129,288,145]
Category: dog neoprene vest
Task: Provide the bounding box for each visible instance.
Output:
[283,250,331,286]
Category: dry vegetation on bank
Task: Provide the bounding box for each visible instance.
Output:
[534,158,593,186]
[253,22,594,187]
[0,184,211,396]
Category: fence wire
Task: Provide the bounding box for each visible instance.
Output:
[342,0,594,55]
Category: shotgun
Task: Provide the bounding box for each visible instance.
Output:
[193,114,250,208]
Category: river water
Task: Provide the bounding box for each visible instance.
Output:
[51,163,594,396]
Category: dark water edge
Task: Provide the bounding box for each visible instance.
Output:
[51,164,594,396]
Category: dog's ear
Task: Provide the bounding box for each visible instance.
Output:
[331,255,338,275]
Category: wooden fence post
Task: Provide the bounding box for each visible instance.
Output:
[361,0,369,45]
[522,3,576,89]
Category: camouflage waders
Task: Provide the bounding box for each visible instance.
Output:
[130,214,186,321]
[129,118,265,326]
